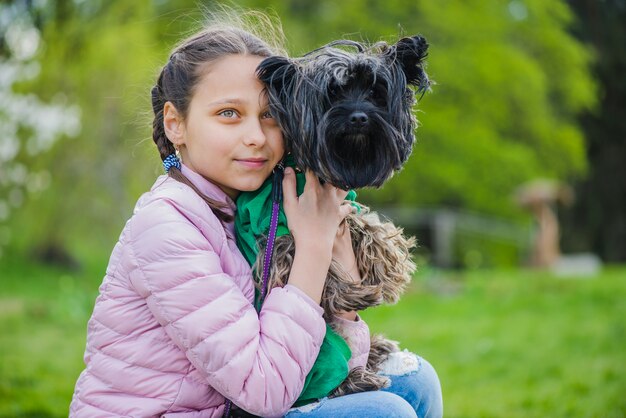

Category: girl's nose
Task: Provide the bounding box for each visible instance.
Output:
[243,119,267,147]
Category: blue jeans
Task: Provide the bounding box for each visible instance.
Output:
[284,353,443,418]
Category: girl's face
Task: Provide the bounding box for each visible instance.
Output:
[164,54,284,200]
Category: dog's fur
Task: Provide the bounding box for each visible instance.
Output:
[254,35,429,396]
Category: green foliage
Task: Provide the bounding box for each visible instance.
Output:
[353,0,594,216]
[5,0,596,259]
[1,256,624,417]
[454,232,524,269]
[362,267,626,417]
[8,0,163,255]
[561,0,626,262]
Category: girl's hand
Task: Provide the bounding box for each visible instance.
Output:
[283,168,353,257]
[281,168,353,303]
[333,220,360,321]
[332,219,359,280]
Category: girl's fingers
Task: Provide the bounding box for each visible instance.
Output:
[337,188,350,201]
[336,218,347,237]
[304,169,320,191]
[282,167,297,210]
[301,170,349,202]
[303,171,345,204]
[339,201,355,219]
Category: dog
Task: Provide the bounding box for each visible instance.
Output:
[238,35,429,399]
[257,35,429,190]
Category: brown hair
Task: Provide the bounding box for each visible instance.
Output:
[151,10,286,222]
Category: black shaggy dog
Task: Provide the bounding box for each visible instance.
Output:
[253,35,430,397]
[258,35,430,190]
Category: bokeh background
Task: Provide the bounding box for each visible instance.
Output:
[1,0,624,417]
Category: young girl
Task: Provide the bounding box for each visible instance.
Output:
[70,12,442,418]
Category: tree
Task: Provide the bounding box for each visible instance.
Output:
[6,0,165,263]
[561,0,626,262]
[6,0,597,265]
[0,0,80,259]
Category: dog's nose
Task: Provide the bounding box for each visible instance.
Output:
[349,111,369,127]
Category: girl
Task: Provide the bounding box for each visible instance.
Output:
[70,11,442,418]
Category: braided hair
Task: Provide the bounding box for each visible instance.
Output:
[151,14,285,223]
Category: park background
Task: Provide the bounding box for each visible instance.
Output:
[0,0,624,416]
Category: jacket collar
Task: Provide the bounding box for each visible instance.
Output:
[180,163,236,216]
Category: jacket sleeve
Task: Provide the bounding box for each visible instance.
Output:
[126,198,326,417]
[330,314,371,370]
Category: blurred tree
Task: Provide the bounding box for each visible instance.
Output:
[7,0,165,264]
[6,0,597,265]
[561,0,626,262]
[0,0,80,260]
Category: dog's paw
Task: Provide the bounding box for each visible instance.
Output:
[367,335,401,371]
[378,350,420,376]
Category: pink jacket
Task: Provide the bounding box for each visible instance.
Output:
[70,165,370,417]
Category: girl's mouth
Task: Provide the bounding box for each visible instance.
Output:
[236,158,268,169]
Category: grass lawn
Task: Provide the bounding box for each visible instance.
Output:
[1,255,624,417]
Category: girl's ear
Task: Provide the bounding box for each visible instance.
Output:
[387,35,430,92]
[163,101,185,146]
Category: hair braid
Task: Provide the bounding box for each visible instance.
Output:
[150,63,234,223]
[151,71,176,161]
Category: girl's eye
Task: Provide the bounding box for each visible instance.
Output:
[219,109,237,118]
[261,111,273,119]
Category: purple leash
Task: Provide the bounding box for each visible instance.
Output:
[223,162,285,418]
[260,163,284,301]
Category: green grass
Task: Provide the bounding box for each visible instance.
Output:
[1,255,625,417]
[362,267,626,418]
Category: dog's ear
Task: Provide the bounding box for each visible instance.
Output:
[388,35,430,94]
[256,56,297,91]
[256,56,300,153]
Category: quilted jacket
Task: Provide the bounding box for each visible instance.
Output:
[70,165,371,417]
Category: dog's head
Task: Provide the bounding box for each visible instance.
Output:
[258,35,430,189]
